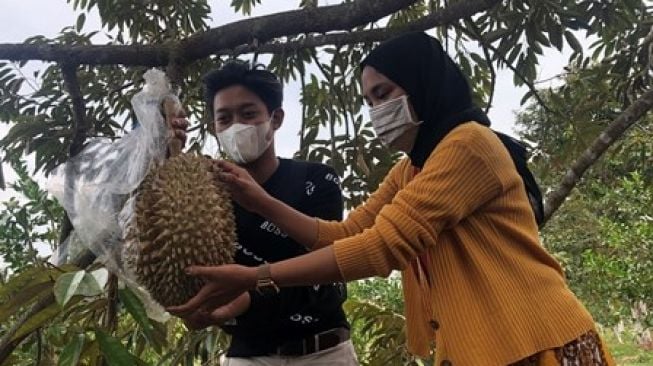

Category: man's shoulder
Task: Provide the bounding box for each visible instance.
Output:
[282,158,336,174]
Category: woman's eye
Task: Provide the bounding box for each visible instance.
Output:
[375,90,389,101]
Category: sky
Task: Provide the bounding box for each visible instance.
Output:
[0,0,575,265]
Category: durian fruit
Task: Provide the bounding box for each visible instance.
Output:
[124,96,236,308]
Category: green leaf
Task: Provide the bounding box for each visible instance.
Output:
[96,330,145,366]
[118,287,162,352]
[11,302,61,341]
[90,268,109,288]
[546,16,563,51]
[76,13,86,32]
[0,281,52,323]
[564,31,583,53]
[0,264,77,322]
[75,271,104,297]
[58,334,85,366]
[520,90,534,106]
[54,270,86,306]
[53,269,104,307]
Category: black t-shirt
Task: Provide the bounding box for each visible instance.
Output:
[224,158,349,357]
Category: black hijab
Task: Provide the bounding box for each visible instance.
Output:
[361,32,544,225]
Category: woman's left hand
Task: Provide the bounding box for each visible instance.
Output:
[166,264,257,316]
[211,160,274,215]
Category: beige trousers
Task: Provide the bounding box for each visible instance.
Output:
[221,340,359,366]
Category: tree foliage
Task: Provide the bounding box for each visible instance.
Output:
[517,69,653,326]
[1,0,653,364]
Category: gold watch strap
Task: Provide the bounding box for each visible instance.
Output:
[256,263,280,295]
[257,263,272,280]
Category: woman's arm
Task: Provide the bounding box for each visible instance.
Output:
[166,246,343,316]
[214,159,403,249]
[215,160,320,247]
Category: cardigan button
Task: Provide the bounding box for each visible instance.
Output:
[441,360,452,366]
[429,320,439,330]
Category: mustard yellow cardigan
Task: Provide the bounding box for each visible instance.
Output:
[316,122,596,365]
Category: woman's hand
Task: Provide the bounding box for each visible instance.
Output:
[175,292,251,330]
[166,264,257,317]
[211,160,274,214]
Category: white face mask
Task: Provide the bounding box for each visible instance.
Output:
[217,116,273,164]
[369,95,422,149]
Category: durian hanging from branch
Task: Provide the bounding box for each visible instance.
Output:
[122,73,237,308]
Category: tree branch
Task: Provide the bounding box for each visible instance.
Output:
[541,87,653,225]
[0,0,502,66]
[180,0,420,61]
[0,0,418,65]
[219,0,502,56]
[61,63,90,155]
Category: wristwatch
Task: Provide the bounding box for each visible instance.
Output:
[255,263,280,296]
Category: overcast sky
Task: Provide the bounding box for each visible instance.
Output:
[0,1,574,264]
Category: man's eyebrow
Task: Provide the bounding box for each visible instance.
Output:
[215,102,258,113]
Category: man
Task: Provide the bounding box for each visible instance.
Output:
[177,61,358,365]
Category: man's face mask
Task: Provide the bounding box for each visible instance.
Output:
[369,95,422,150]
[217,114,274,164]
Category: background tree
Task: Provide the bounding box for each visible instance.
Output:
[1,0,652,364]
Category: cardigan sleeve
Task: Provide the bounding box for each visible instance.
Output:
[333,134,505,280]
[313,159,406,248]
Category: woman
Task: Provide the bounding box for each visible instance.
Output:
[168,32,614,365]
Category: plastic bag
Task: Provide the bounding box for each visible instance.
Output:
[47,69,180,320]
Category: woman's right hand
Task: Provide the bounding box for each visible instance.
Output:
[211,160,274,214]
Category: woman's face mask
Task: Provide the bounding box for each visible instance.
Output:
[217,114,273,164]
[369,95,422,150]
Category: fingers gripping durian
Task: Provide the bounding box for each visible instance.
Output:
[126,97,236,307]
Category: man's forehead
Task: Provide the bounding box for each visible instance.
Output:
[214,85,264,110]
[214,101,260,112]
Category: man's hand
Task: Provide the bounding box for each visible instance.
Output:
[211,160,275,214]
[170,116,189,147]
[178,292,251,330]
[166,264,257,317]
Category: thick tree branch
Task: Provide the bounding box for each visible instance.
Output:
[0,0,503,66]
[0,43,171,67]
[181,0,419,61]
[217,0,501,56]
[0,0,417,65]
[542,87,653,225]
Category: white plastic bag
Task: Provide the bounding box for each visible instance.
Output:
[47,69,180,320]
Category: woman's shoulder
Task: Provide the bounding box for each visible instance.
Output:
[446,121,497,143]
[440,122,508,156]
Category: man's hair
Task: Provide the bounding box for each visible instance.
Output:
[203,60,283,120]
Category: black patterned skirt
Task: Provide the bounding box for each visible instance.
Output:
[509,330,615,366]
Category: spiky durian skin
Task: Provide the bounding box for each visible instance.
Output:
[131,154,235,307]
